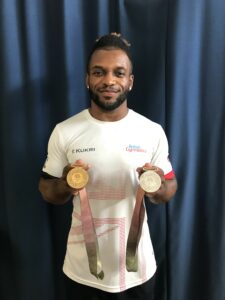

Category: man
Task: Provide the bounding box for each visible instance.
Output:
[39,33,177,300]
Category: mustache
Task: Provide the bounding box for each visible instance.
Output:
[98,87,119,92]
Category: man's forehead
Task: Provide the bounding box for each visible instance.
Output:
[89,49,132,69]
[91,64,126,70]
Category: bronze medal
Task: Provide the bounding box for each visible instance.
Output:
[66,167,89,189]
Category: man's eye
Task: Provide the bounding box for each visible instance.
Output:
[92,70,103,76]
[116,71,125,77]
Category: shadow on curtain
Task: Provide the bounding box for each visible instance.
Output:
[0,1,224,300]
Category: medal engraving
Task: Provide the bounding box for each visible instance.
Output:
[139,170,161,193]
[67,167,89,189]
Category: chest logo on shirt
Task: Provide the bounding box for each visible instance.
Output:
[72,147,96,153]
[125,144,147,153]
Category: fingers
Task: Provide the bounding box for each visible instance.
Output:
[72,190,79,196]
[136,163,164,178]
[136,163,153,176]
[71,159,91,171]
[143,162,152,169]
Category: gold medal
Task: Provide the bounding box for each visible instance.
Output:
[66,167,89,189]
[139,170,161,193]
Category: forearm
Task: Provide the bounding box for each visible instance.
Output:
[39,177,73,205]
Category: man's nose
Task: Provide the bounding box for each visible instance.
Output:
[103,72,115,85]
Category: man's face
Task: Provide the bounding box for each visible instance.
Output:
[86,49,134,111]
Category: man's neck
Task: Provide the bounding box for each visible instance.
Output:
[89,103,129,122]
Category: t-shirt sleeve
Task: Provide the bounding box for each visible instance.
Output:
[151,126,175,178]
[42,125,68,178]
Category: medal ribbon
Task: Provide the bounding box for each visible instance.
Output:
[79,188,104,279]
[126,186,145,272]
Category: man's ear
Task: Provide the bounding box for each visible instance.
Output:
[129,74,134,90]
[86,74,89,89]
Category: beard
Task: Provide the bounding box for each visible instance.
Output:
[88,88,129,111]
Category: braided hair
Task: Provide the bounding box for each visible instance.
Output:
[86,33,133,72]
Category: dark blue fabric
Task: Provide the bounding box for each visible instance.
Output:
[0,1,224,300]
[166,1,225,299]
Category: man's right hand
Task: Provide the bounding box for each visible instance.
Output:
[39,159,90,205]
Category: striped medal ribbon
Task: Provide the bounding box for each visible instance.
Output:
[126,186,145,272]
[67,167,104,279]
[126,169,161,272]
[79,188,104,279]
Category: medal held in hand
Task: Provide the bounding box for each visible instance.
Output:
[139,169,161,193]
[66,166,89,189]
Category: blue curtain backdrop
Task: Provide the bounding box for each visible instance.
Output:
[0,1,225,300]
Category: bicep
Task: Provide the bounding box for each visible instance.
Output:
[40,171,59,180]
[42,126,68,177]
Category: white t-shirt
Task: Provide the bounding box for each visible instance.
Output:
[43,109,173,293]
